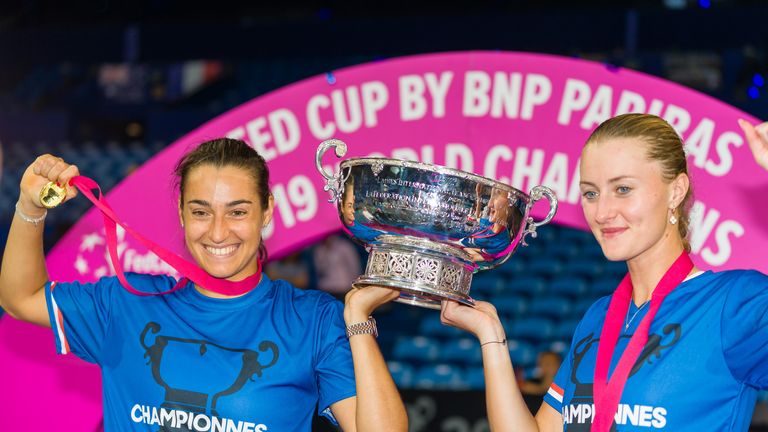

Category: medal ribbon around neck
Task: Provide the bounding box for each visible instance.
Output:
[65,176,262,297]
[591,251,693,431]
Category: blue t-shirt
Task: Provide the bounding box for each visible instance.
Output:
[45,273,356,431]
[544,270,768,431]
[459,218,510,256]
[345,222,385,243]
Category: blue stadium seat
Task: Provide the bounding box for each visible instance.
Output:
[571,298,597,319]
[525,257,563,277]
[601,261,628,278]
[591,276,622,297]
[419,316,464,339]
[537,340,571,357]
[90,161,126,190]
[534,223,559,244]
[441,338,482,365]
[545,242,582,261]
[508,318,556,343]
[548,277,589,299]
[496,256,528,278]
[528,296,571,319]
[392,336,440,363]
[128,141,153,161]
[511,240,542,262]
[580,240,605,258]
[492,294,528,316]
[465,366,486,390]
[555,319,581,341]
[413,363,465,389]
[149,140,168,153]
[561,258,604,279]
[59,146,82,164]
[555,228,592,246]
[507,339,536,368]
[503,276,547,298]
[471,273,505,296]
[104,141,127,159]
[523,366,540,380]
[387,361,415,388]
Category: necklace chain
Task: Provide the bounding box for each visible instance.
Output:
[624,301,649,330]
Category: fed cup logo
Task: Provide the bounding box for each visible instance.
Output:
[74,226,180,280]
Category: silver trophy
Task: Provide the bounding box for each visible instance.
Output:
[316,139,557,309]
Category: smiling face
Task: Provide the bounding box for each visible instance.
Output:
[179,164,274,282]
[488,188,510,227]
[342,182,355,225]
[579,137,687,263]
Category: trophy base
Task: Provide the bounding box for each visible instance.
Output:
[353,235,476,310]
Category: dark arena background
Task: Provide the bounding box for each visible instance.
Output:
[1,1,767,431]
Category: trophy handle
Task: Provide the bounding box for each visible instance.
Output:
[315,139,348,203]
[521,185,558,246]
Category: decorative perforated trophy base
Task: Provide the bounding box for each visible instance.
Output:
[353,235,475,310]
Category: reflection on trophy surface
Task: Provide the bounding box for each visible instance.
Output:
[341,176,388,243]
[316,139,558,309]
[459,185,513,261]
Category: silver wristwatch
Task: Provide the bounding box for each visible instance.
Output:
[346,316,378,338]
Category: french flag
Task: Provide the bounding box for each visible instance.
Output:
[547,383,564,404]
[49,282,71,355]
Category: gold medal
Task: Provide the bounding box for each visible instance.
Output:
[39,182,67,209]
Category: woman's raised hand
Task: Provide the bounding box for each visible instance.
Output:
[19,154,80,213]
[344,285,400,324]
[440,299,507,345]
[738,119,768,171]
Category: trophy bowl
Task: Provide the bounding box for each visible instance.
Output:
[316,139,558,309]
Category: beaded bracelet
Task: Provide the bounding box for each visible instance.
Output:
[15,202,47,227]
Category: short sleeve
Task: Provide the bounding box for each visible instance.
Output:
[544,349,571,412]
[45,277,115,363]
[313,296,356,421]
[543,296,609,414]
[721,270,768,388]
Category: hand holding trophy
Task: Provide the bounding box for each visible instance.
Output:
[316,139,558,309]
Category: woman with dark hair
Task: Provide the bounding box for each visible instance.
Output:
[0,138,407,431]
[441,114,768,431]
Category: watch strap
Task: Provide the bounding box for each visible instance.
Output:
[346,316,378,338]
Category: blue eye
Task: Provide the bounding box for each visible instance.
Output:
[617,186,632,194]
[582,190,598,200]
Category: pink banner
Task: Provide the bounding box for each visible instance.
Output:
[3,51,766,430]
